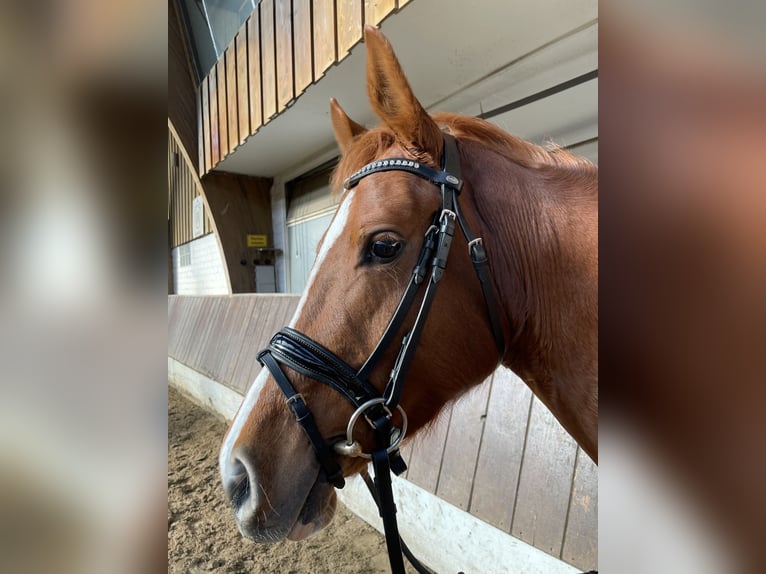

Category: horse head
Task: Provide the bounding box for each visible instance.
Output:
[218,26,506,543]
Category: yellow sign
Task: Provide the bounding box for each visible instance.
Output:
[247,234,268,248]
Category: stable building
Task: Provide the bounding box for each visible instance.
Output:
[168,1,597,571]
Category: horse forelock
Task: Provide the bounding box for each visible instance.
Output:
[330,128,443,195]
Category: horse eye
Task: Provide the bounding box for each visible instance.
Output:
[370,240,402,260]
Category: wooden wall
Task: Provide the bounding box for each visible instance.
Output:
[199,172,274,293]
[197,0,408,176]
[171,105,274,293]
[169,0,198,162]
[168,125,214,248]
[167,294,597,571]
[168,295,301,394]
[400,374,598,569]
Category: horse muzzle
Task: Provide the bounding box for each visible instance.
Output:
[222,443,336,543]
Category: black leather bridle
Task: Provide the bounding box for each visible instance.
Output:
[257,133,505,574]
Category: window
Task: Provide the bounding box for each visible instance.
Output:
[179,244,192,267]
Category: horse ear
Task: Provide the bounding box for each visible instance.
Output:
[364,26,443,161]
[330,98,367,153]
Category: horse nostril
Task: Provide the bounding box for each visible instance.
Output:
[222,449,253,511]
[229,476,250,510]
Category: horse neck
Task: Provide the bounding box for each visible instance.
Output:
[462,142,598,459]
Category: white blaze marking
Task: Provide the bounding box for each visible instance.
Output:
[219,367,270,479]
[219,190,356,480]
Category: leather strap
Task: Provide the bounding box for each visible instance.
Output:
[369,413,406,574]
[452,188,506,359]
[258,352,346,489]
[344,158,463,192]
[268,328,380,407]
[356,219,440,382]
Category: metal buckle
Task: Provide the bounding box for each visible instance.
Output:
[285,393,304,406]
[333,398,408,459]
[439,209,456,224]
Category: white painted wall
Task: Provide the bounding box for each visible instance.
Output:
[171,233,229,295]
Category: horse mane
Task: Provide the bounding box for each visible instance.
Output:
[331,112,596,193]
[434,113,596,175]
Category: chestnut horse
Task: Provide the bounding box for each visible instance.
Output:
[219,26,597,549]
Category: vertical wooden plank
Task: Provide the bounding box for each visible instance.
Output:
[293,0,313,96]
[222,296,258,388]
[183,298,205,364]
[398,440,415,480]
[170,297,193,360]
[512,399,578,557]
[198,297,221,376]
[230,296,299,394]
[216,61,229,159]
[561,448,598,569]
[201,77,211,174]
[260,0,277,120]
[435,381,492,510]
[231,298,268,393]
[170,136,177,244]
[313,0,336,79]
[336,0,362,58]
[197,91,204,176]
[202,298,232,379]
[399,0,410,5]
[200,298,225,375]
[226,43,239,152]
[177,297,201,364]
[212,297,242,385]
[364,0,395,26]
[180,165,187,241]
[247,13,263,131]
[404,406,453,493]
[275,0,294,110]
[244,297,290,390]
[236,29,250,144]
[209,71,219,166]
[470,368,533,531]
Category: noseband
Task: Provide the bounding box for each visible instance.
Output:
[257,133,505,573]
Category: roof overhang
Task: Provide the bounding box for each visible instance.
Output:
[214,0,597,177]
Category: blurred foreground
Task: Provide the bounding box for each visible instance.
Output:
[600,2,766,573]
[0,1,167,573]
